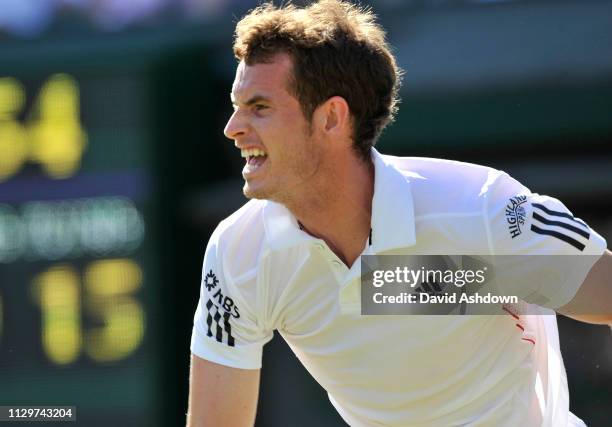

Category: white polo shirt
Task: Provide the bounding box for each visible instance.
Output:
[191,149,606,427]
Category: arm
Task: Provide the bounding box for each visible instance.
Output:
[187,353,261,427]
[485,172,609,312]
[558,249,612,325]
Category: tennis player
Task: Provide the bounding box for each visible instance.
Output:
[187,1,612,426]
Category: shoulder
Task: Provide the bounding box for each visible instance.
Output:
[208,199,268,278]
[387,155,501,182]
[213,198,266,241]
[383,154,509,216]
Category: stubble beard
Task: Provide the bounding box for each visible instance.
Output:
[241,162,316,204]
[242,180,274,201]
[242,133,326,207]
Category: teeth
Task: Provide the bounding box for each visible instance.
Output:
[240,148,266,158]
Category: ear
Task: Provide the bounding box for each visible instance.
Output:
[314,96,350,136]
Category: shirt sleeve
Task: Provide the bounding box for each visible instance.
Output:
[190,231,272,369]
[485,172,607,309]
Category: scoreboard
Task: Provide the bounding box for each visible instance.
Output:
[0,33,220,426]
[0,26,236,424]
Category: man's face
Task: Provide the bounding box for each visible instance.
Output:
[225,53,323,202]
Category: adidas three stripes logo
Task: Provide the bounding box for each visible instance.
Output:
[530,203,590,251]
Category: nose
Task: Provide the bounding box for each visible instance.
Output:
[224,110,248,141]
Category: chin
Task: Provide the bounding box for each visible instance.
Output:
[243,182,285,203]
[243,183,270,200]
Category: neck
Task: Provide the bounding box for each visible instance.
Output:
[283,152,375,267]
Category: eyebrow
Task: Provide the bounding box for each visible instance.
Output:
[230,94,272,107]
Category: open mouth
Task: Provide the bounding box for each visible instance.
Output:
[241,148,268,174]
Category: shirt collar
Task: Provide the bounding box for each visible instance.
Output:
[369,148,416,253]
[263,148,416,253]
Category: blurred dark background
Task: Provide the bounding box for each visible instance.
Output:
[0,0,610,426]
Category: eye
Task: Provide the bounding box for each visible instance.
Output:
[253,104,268,112]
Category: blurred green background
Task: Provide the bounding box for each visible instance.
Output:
[0,1,610,426]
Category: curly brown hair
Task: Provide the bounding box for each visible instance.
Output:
[233,0,402,160]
